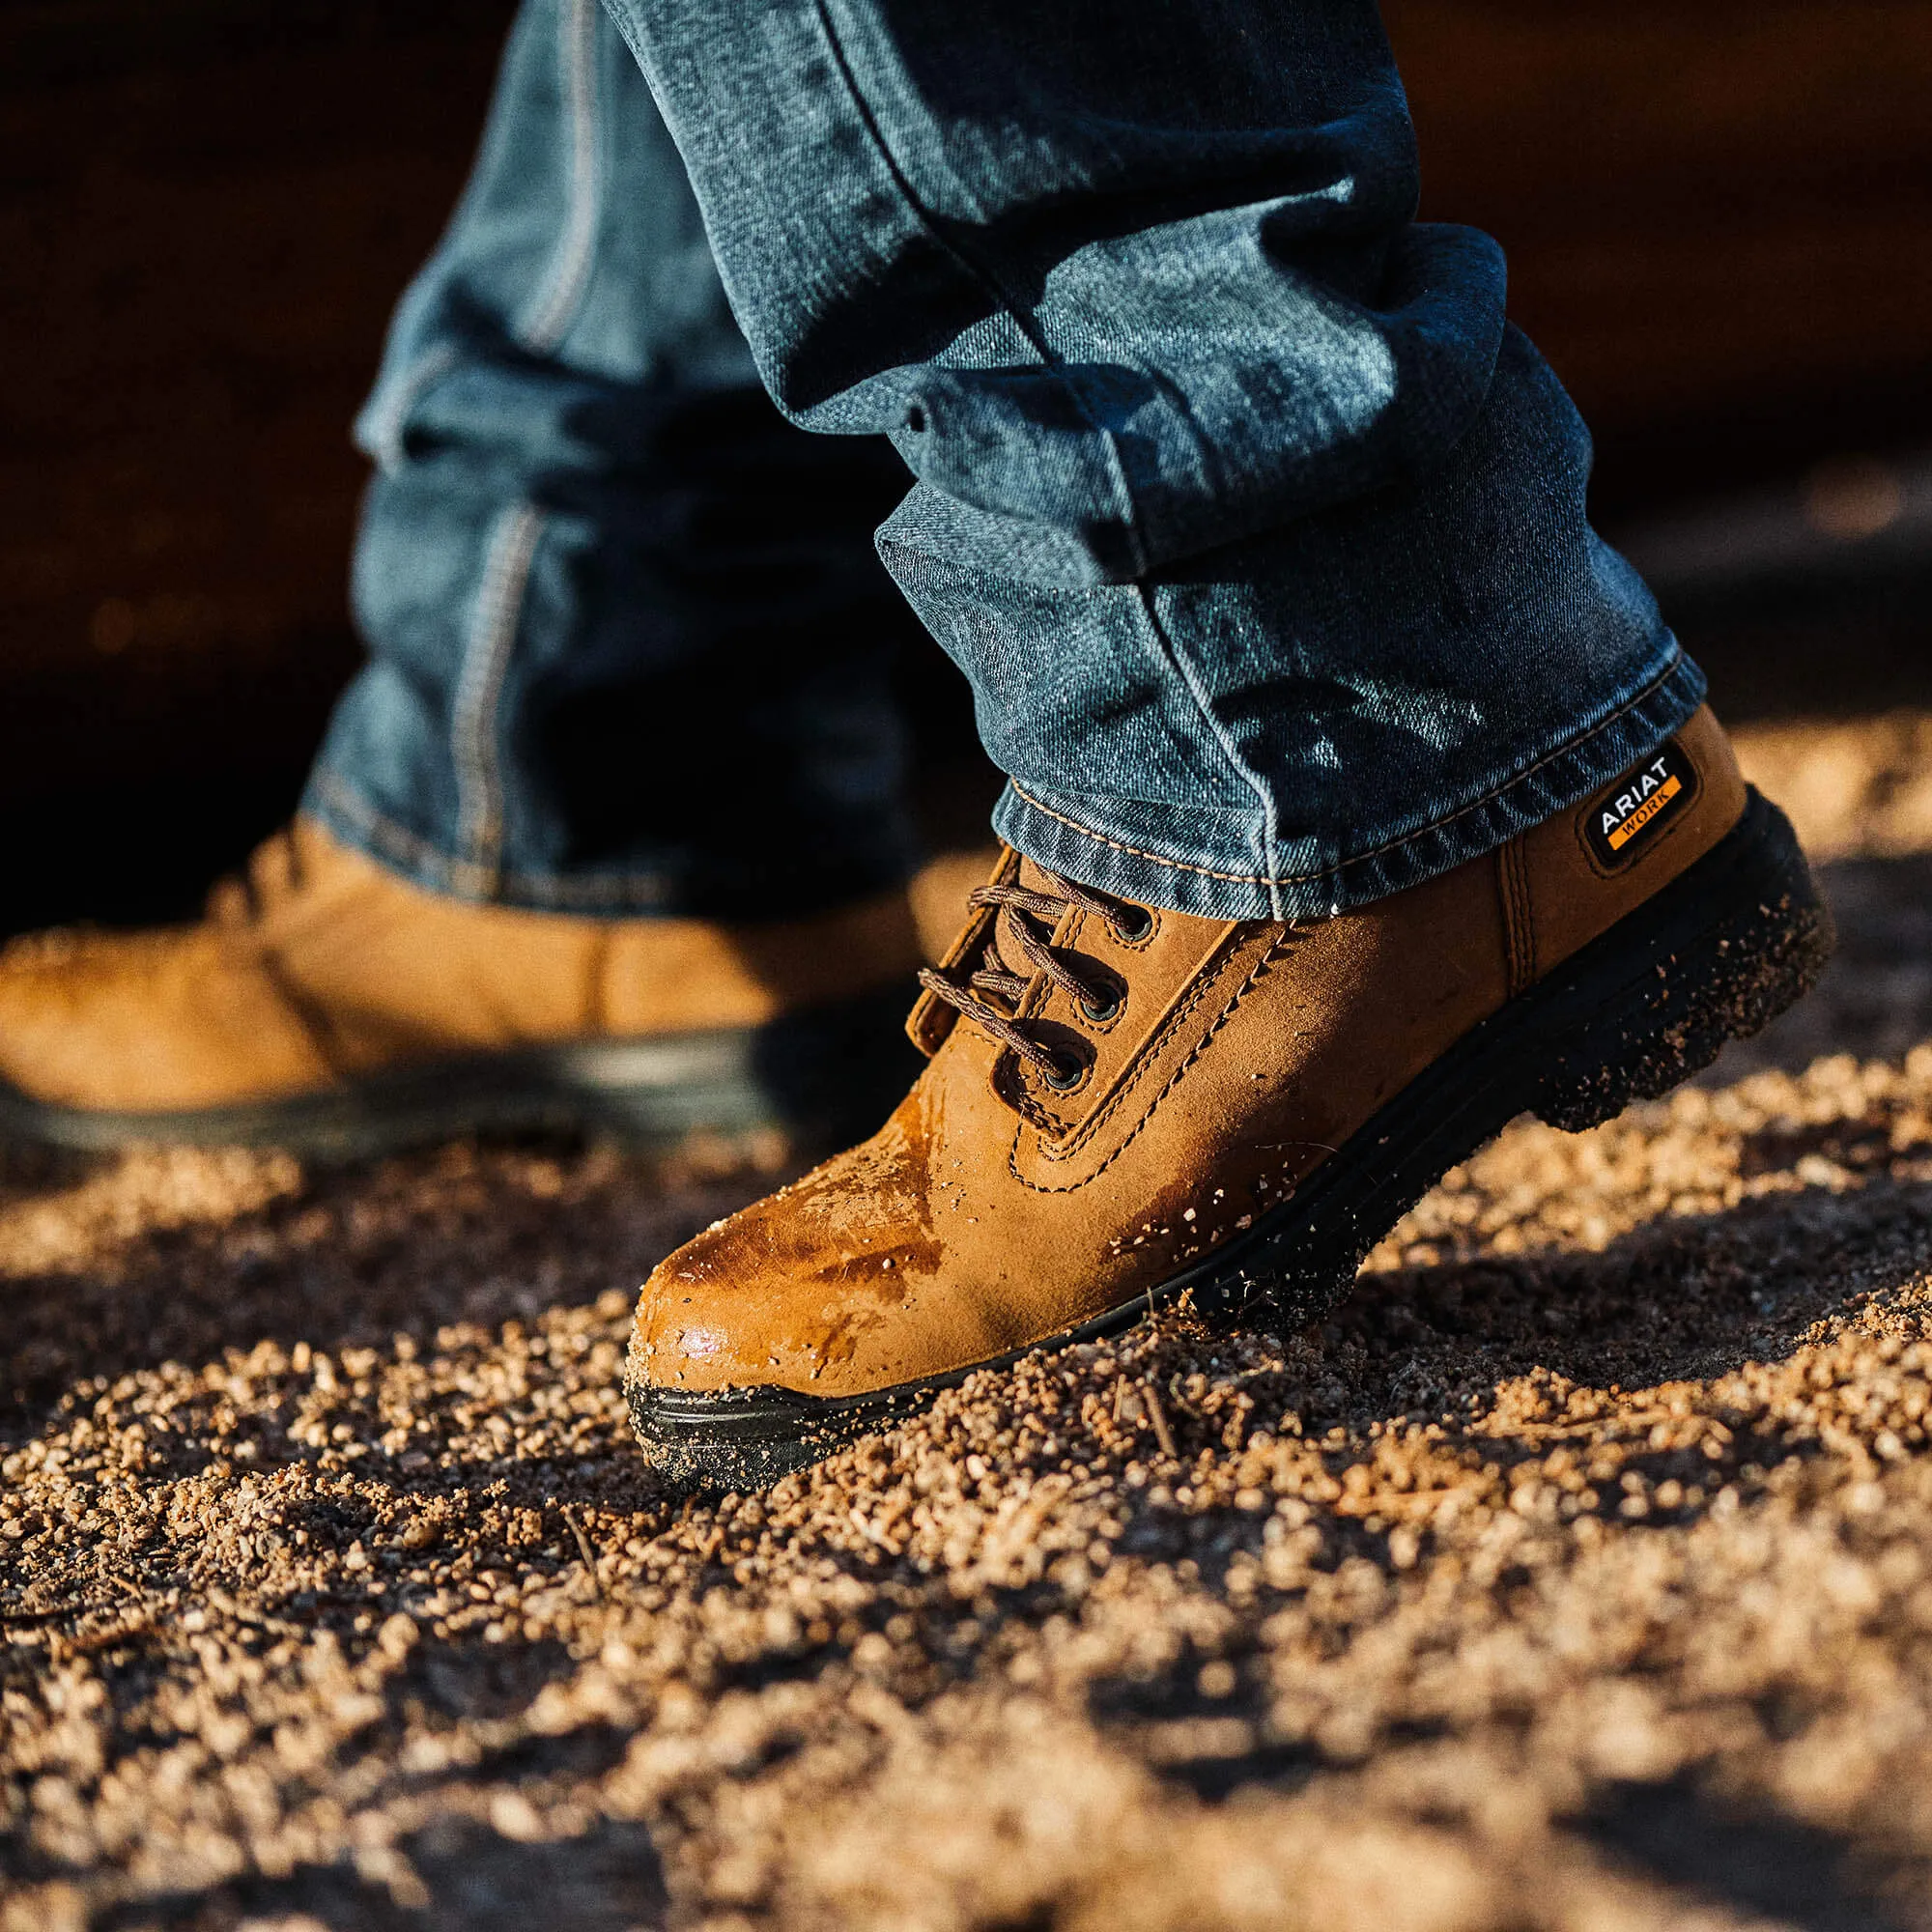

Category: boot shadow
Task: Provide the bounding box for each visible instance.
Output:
[1328,1155,1932,1416]
[0,1139,780,1439]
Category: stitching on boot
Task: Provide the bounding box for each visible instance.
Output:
[1513,838,1538,992]
[1025,921,1258,1154]
[1009,929,1295,1195]
[1497,838,1537,999]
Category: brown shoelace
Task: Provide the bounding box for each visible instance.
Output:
[917,871,1151,1089]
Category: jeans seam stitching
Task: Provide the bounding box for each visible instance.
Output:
[452,502,545,881]
[312,774,499,900]
[806,0,1150,574]
[1006,643,1691,891]
[1133,582,1286,917]
[513,0,606,355]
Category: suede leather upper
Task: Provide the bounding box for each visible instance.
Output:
[630,708,1748,1401]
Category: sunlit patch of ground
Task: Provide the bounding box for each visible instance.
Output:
[7,719,1932,1930]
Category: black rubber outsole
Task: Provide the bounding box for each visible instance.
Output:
[628,790,1835,1492]
[0,982,923,1161]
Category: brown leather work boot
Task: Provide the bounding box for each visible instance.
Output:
[0,816,927,1157]
[627,707,1833,1488]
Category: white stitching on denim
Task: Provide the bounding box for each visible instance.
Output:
[1133,582,1286,917]
[453,502,545,880]
[804,0,1148,574]
[807,0,1297,875]
[359,0,602,468]
[515,0,604,355]
[1005,645,1695,892]
[366,0,601,896]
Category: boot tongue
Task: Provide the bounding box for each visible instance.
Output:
[1011,853,1070,909]
[985,856,1092,991]
[906,850,1095,1057]
[906,846,1034,1055]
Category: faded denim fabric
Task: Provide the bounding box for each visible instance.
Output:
[317,0,1702,923]
[306,0,921,919]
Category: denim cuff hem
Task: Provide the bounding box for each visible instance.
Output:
[993,647,1709,923]
[303,770,919,922]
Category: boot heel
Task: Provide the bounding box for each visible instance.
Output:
[1531,790,1834,1134]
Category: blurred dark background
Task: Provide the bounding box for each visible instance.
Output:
[4,0,1932,939]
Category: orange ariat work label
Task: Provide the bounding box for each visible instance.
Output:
[1583,739,1699,870]
[1605,773,1681,850]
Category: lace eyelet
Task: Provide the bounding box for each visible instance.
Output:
[1079,988,1123,1025]
[1040,1048,1091,1093]
[1110,905,1154,945]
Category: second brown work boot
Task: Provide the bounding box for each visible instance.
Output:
[0,817,926,1157]
[627,708,1833,1488]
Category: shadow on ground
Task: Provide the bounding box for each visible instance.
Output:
[1570,1775,1923,1932]
[93,1815,668,1932]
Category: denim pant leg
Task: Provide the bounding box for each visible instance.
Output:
[606,0,1706,921]
[305,0,920,920]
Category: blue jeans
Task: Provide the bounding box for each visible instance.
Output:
[310,0,1702,924]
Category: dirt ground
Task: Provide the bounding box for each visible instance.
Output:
[10,719,1932,1930]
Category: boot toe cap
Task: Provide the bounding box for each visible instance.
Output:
[629,1193,943,1398]
[626,1108,1018,1401]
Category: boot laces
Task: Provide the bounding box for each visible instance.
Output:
[917,871,1151,1092]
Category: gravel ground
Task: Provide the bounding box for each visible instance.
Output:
[9,721,1932,1931]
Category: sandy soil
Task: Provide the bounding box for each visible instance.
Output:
[8,719,1932,1930]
